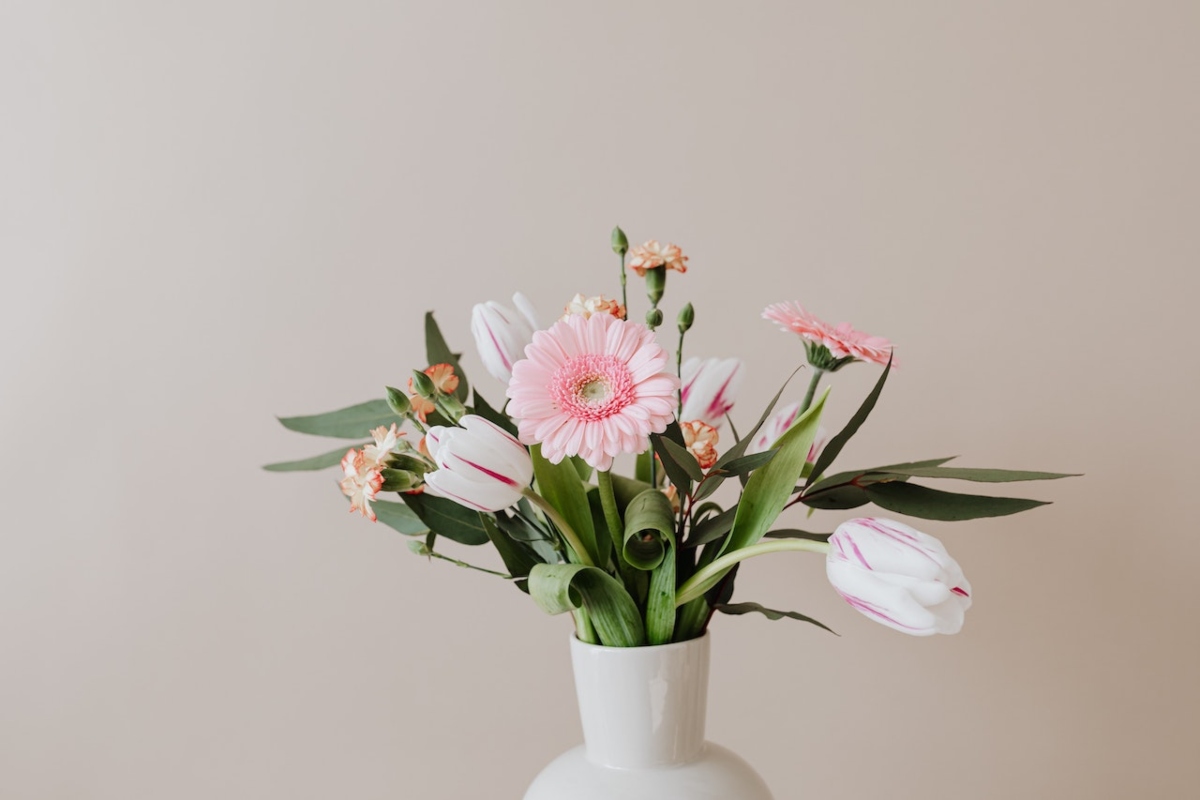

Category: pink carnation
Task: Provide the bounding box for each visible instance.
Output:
[762,302,894,366]
[506,313,679,471]
[339,449,384,521]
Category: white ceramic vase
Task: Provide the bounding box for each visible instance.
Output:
[523,633,774,800]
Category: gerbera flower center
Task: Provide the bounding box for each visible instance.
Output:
[551,354,636,421]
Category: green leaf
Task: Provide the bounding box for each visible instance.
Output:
[528,564,645,647]
[863,481,1051,521]
[371,498,429,536]
[622,489,677,570]
[424,312,470,402]
[805,355,892,489]
[714,602,836,634]
[482,515,539,592]
[399,493,490,545]
[804,457,957,496]
[716,449,778,477]
[277,399,397,439]
[762,528,831,542]
[531,445,604,567]
[712,366,804,471]
[721,388,829,557]
[610,474,654,509]
[685,505,737,548]
[635,451,654,485]
[800,483,871,510]
[885,466,1080,483]
[263,443,365,471]
[646,544,677,645]
[571,456,594,482]
[650,434,698,492]
[471,389,517,435]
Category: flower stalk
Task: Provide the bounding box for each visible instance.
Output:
[675,539,832,607]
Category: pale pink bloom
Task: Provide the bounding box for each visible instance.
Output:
[423,415,533,512]
[680,420,719,470]
[680,357,744,429]
[561,293,626,322]
[471,292,540,384]
[628,240,688,277]
[762,302,894,366]
[826,518,972,636]
[362,423,405,467]
[339,449,384,522]
[745,402,827,461]
[506,313,679,471]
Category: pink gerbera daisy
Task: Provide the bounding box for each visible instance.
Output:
[506,312,679,471]
[762,302,895,366]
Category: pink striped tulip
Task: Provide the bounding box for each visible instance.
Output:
[470,293,540,384]
[826,518,972,636]
[680,357,745,429]
[423,415,533,512]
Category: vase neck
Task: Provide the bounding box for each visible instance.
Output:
[570,633,710,769]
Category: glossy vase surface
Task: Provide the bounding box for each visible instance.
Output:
[523,633,774,800]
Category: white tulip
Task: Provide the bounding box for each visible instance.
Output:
[679,357,744,429]
[422,415,533,512]
[826,518,972,636]
[470,292,540,384]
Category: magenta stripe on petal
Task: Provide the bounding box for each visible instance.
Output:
[458,456,519,487]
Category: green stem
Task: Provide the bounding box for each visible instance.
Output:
[522,489,595,568]
[619,252,628,319]
[420,549,513,578]
[800,369,825,415]
[676,327,686,419]
[675,539,831,607]
[596,471,626,563]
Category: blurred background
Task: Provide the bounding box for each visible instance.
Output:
[2,2,1197,798]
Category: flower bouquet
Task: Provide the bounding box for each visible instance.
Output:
[268,228,1072,645]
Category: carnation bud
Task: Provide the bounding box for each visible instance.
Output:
[677,302,695,334]
[410,369,437,399]
[611,226,629,256]
[380,468,421,492]
[644,265,667,305]
[386,386,411,416]
[645,308,664,328]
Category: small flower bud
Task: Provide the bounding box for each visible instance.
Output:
[385,386,411,416]
[645,308,664,328]
[410,369,436,399]
[611,226,629,256]
[677,302,695,334]
[380,468,421,492]
[644,265,667,305]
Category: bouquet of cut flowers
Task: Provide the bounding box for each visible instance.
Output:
[268,228,1072,645]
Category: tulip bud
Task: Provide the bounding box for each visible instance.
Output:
[644,266,667,305]
[826,518,972,636]
[611,226,629,256]
[679,356,745,429]
[677,303,695,334]
[422,415,533,512]
[645,308,663,328]
[470,292,540,385]
[385,386,411,416]
[410,369,436,399]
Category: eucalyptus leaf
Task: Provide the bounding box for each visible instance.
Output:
[371,498,429,536]
[277,399,397,439]
[800,483,871,510]
[650,434,697,492]
[863,481,1050,520]
[886,466,1079,483]
[685,505,737,549]
[805,355,891,489]
[717,449,778,477]
[400,493,490,545]
[424,312,470,402]
[715,602,836,634]
[263,443,365,472]
[762,529,832,542]
[528,564,645,647]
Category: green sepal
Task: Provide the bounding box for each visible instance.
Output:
[277,399,396,439]
[528,564,645,647]
[379,469,420,492]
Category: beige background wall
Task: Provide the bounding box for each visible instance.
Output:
[3,2,1198,798]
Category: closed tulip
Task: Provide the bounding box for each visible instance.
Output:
[422,415,533,512]
[470,292,540,384]
[679,356,745,429]
[826,518,972,636]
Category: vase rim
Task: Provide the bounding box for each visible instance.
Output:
[570,630,710,654]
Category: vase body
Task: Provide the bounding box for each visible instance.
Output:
[523,633,774,800]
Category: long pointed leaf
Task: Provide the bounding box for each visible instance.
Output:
[277,399,396,438]
[263,443,366,472]
[863,481,1050,520]
[528,564,645,647]
[371,498,430,535]
[887,466,1079,483]
[400,493,489,544]
[805,355,892,488]
[714,602,836,634]
[531,445,604,567]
